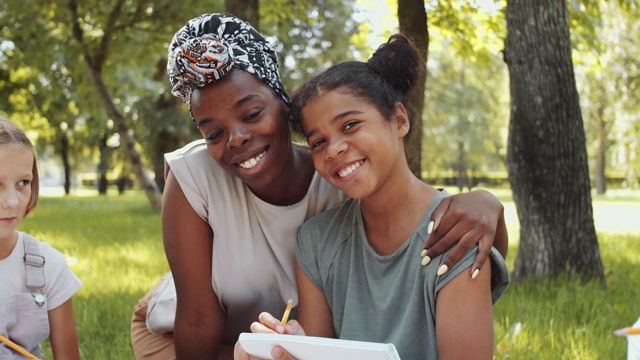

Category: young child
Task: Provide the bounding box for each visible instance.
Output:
[236,34,510,360]
[0,117,82,359]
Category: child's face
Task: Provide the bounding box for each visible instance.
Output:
[301,90,409,199]
[0,143,33,243]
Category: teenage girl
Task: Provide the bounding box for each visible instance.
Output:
[0,117,82,359]
[236,34,510,360]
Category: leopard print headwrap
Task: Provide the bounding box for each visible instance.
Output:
[168,13,290,114]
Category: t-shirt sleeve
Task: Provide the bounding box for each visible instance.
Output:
[41,243,82,310]
[431,245,510,305]
[295,224,325,291]
[164,142,210,222]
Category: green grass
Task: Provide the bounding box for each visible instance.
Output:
[19,194,168,359]
[16,189,640,359]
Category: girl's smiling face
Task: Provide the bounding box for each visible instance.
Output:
[301,88,410,200]
[0,143,33,244]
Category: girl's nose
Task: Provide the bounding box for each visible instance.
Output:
[326,137,348,160]
[1,190,19,209]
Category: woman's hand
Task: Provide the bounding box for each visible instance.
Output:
[421,189,508,277]
[234,312,305,360]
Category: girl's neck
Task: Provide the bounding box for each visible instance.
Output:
[361,171,439,256]
[0,231,18,260]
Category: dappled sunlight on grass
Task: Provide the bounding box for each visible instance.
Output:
[18,194,167,359]
[493,232,640,359]
[14,189,640,358]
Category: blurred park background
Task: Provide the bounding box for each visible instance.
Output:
[1,0,639,358]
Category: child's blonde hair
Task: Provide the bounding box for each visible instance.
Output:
[0,117,39,214]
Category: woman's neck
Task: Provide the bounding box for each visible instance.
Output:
[250,144,315,206]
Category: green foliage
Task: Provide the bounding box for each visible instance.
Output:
[574,0,640,189]
[261,0,368,91]
[427,0,505,66]
[0,0,217,185]
[423,42,509,180]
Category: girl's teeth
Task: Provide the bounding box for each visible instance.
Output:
[338,161,363,178]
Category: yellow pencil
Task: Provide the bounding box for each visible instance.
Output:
[0,334,39,359]
[613,327,640,336]
[281,299,293,325]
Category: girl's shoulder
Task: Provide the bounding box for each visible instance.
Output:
[20,232,73,268]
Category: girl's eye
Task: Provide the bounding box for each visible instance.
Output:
[343,121,360,131]
[18,180,30,187]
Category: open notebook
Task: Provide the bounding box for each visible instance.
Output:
[239,333,401,360]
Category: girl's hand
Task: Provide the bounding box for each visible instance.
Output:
[233,342,299,360]
[234,312,305,360]
[250,312,306,336]
[421,189,508,277]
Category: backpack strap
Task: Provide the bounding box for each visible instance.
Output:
[22,234,46,306]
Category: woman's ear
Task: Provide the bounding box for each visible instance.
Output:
[392,102,410,138]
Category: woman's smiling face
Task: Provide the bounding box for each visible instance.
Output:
[190,69,292,192]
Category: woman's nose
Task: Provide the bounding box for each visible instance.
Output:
[226,126,252,150]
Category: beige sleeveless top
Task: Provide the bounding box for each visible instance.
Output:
[165,140,345,345]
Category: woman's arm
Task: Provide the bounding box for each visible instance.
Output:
[48,298,80,360]
[422,189,508,276]
[435,260,494,360]
[163,171,227,359]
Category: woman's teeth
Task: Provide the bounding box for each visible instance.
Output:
[239,151,265,169]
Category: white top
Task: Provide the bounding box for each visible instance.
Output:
[0,232,82,358]
[165,139,346,344]
[0,232,82,310]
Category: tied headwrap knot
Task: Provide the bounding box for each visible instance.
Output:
[168,13,290,113]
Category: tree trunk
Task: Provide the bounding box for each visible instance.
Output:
[67,0,161,210]
[397,0,428,179]
[457,139,468,193]
[504,0,604,282]
[83,63,162,209]
[150,129,182,192]
[97,131,110,195]
[60,133,71,196]
[226,0,259,30]
[595,98,607,194]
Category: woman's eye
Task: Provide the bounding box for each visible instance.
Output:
[244,110,262,121]
[310,139,325,149]
[206,130,223,141]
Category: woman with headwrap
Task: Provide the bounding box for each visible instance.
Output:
[130,13,508,360]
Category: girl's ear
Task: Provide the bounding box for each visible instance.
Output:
[392,102,410,138]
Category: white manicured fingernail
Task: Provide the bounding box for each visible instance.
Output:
[472,269,480,279]
[421,249,427,257]
[427,220,434,234]
[437,264,448,275]
[421,256,431,266]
